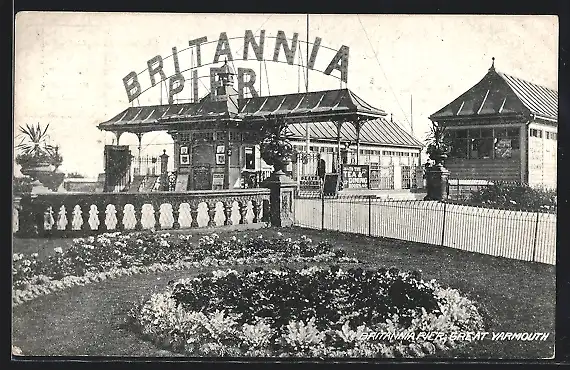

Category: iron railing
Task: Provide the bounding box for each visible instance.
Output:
[293,193,556,265]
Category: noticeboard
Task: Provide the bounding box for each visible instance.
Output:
[212,173,225,190]
[322,173,340,196]
[192,165,211,190]
[341,164,370,189]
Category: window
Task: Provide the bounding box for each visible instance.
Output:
[244,147,255,170]
[229,131,241,142]
[451,138,468,158]
[530,128,543,138]
[468,128,481,138]
[193,132,214,141]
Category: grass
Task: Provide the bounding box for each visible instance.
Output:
[11,227,555,359]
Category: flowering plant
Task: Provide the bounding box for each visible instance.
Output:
[129,265,485,357]
[12,231,351,292]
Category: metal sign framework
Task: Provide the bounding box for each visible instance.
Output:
[122,31,350,105]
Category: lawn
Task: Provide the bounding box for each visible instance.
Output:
[11,227,555,359]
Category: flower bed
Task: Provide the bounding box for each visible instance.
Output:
[129,266,484,358]
[12,232,355,305]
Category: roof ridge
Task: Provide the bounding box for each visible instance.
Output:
[496,70,557,94]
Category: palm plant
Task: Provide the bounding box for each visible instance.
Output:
[258,118,294,171]
[15,123,63,168]
[425,123,451,165]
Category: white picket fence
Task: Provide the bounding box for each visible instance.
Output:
[294,197,556,265]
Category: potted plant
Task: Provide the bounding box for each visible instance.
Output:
[15,123,64,191]
[425,123,451,166]
[259,118,294,173]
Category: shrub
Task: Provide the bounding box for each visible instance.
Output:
[13,176,33,195]
[468,183,556,213]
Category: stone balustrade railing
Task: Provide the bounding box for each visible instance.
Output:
[15,189,271,238]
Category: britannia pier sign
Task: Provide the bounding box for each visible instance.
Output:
[122,30,350,103]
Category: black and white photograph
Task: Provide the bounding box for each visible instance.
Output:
[12,12,558,360]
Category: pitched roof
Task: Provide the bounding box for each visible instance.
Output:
[98,88,387,131]
[497,72,558,121]
[430,67,558,123]
[285,118,423,148]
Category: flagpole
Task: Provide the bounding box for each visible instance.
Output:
[305,13,310,154]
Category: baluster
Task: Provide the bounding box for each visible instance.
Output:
[238,201,248,225]
[115,203,125,231]
[262,199,270,223]
[207,202,217,227]
[98,203,107,233]
[134,203,144,231]
[190,203,199,228]
[43,204,55,237]
[65,201,75,234]
[154,202,162,230]
[223,200,233,226]
[52,204,65,237]
[81,202,92,234]
[252,200,262,223]
[171,201,181,229]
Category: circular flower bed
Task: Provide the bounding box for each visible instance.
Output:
[129,265,484,357]
[12,232,356,306]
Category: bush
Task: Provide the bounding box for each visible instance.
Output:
[13,176,33,195]
[468,183,556,213]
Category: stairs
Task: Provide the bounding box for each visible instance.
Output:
[128,175,146,192]
[140,175,159,192]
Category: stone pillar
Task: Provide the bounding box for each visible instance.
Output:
[261,168,297,227]
[424,164,450,200]
[415,166,425,189]
[393,165,402,190]
[160,150,169,191]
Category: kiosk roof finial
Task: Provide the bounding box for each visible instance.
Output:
[490,57,495,71]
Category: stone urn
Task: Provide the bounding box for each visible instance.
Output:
[271,156,292,174]
[19,162,64,192]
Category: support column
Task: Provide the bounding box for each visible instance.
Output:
[355,120,361,165]
[136,132,143,176]
[114,131,124,145]
[335,121,343,173]
[225,129,231,189]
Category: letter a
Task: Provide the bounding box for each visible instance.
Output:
[324,45,349,83]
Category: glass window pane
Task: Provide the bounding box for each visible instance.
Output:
[451,138,468,158]
[507,128,520,137]
[481,128,493,138]
[468,128,481,138]
[480,138,494,158]
[456,129,467,138]
[494,138,512,158]
[469,139,480,159]
[495,128,507,138]
[512,137,520,149]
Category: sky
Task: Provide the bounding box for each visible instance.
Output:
[13,13,558,178]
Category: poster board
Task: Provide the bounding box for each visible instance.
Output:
[322,173,340,196]
[212,173,225,190]
[341,164,370,189]
[192,165,211,190]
